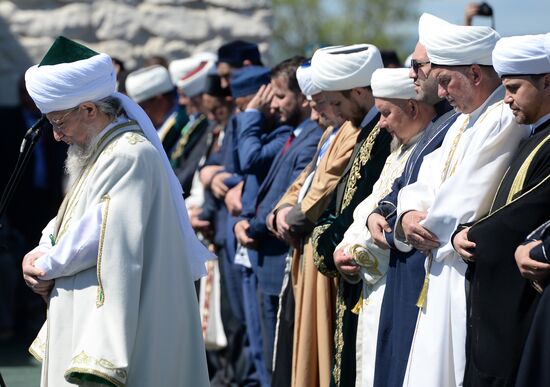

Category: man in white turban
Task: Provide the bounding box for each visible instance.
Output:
[269,60,360,387]
[309,43,392,387]
[125,64,178,133]
[332,67,437,387]
[370,40,458,387]
[167,59,217,197]
[453,32,550,387]
[393,14,529,387]
[21,36,211,386]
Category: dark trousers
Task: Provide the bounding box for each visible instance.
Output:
[214,248,260,387]
[242,267,270,387]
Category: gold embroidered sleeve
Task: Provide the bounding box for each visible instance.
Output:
[312,223,339,277]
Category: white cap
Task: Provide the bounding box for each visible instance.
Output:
[193,51,217,64]
[419,13,500,66]
[493,33,550,77]
[169,57,200,86]
[311,44,383,91]
[177,60,216,98]
[296,62,321,100]
[371,68,416,100]
[125,65,173,103]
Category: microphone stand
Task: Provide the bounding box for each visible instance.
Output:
[0,116,48,243]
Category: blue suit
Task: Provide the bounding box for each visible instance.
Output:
[236,110,293,224]
[373,104,458,387]
[245,119,323,294]
[228,110,293,386]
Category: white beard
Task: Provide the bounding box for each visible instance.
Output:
[64,132,100,187]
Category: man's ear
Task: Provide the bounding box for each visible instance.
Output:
[352,87,364,98]
[80,101,98,118]
[301,95,309,108]
[469,64,483,86]
[408,99,418,118]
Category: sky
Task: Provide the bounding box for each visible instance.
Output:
[395,0,550,58]
[416,0,548,37]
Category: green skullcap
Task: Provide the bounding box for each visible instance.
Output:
[39,36,99,67]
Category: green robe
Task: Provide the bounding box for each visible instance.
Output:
[312,113,391,387]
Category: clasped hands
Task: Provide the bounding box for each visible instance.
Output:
[401,210,440,253]
[266,207,300,248]
[22,250,53,301]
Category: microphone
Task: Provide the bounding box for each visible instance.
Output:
[20,115,48,153]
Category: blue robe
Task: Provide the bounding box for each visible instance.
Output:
[374,104,458,387]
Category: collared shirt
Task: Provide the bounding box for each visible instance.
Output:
[467,85,505,128]
[530,111,550,135]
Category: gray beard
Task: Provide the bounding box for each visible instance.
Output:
[64,132,101,187]
[390,135,402,152]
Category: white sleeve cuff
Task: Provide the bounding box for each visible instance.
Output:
[34,202,103,280]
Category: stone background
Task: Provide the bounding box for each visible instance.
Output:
[0,0,272,106]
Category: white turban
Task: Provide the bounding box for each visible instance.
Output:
[493,33,550,77]
[25,53,116,114]
[419,13,500,66]
[125,65,174,103]
[371,68,416,100]
[311,44,383,91]
[296,62,321,100]
[24,51,211,280]
[177,60,215,98]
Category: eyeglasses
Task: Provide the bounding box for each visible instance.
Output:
[411,59,431,73]
[47,106,79,131]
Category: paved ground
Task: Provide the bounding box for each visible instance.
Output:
[0,336,41,387]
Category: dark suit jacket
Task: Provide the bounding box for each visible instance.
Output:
[200,115,241,246]
[242,118,323,295]
[170,113,212,198]
[236,110,292,216]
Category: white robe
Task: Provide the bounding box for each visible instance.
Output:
[335,139,417,387]
[30,120,210,387]
[395,86,529,387]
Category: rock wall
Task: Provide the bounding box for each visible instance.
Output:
[0,0,272,106]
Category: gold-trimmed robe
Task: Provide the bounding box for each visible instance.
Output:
[30,121,209,386]
[273,120,359,387]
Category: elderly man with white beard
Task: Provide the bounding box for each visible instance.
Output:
[20,36,212,387]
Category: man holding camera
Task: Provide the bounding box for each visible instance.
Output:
[453,33,550,386]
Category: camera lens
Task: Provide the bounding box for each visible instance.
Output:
[478,2,493,16]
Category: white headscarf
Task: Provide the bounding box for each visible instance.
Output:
[419,13,500,66]
[371,68,416,100]
[25,53,211,280]
[296,62,321,100]
[311,44,383,91]
[493,33,550,77]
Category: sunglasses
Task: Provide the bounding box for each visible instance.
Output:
[411,59,431,73]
